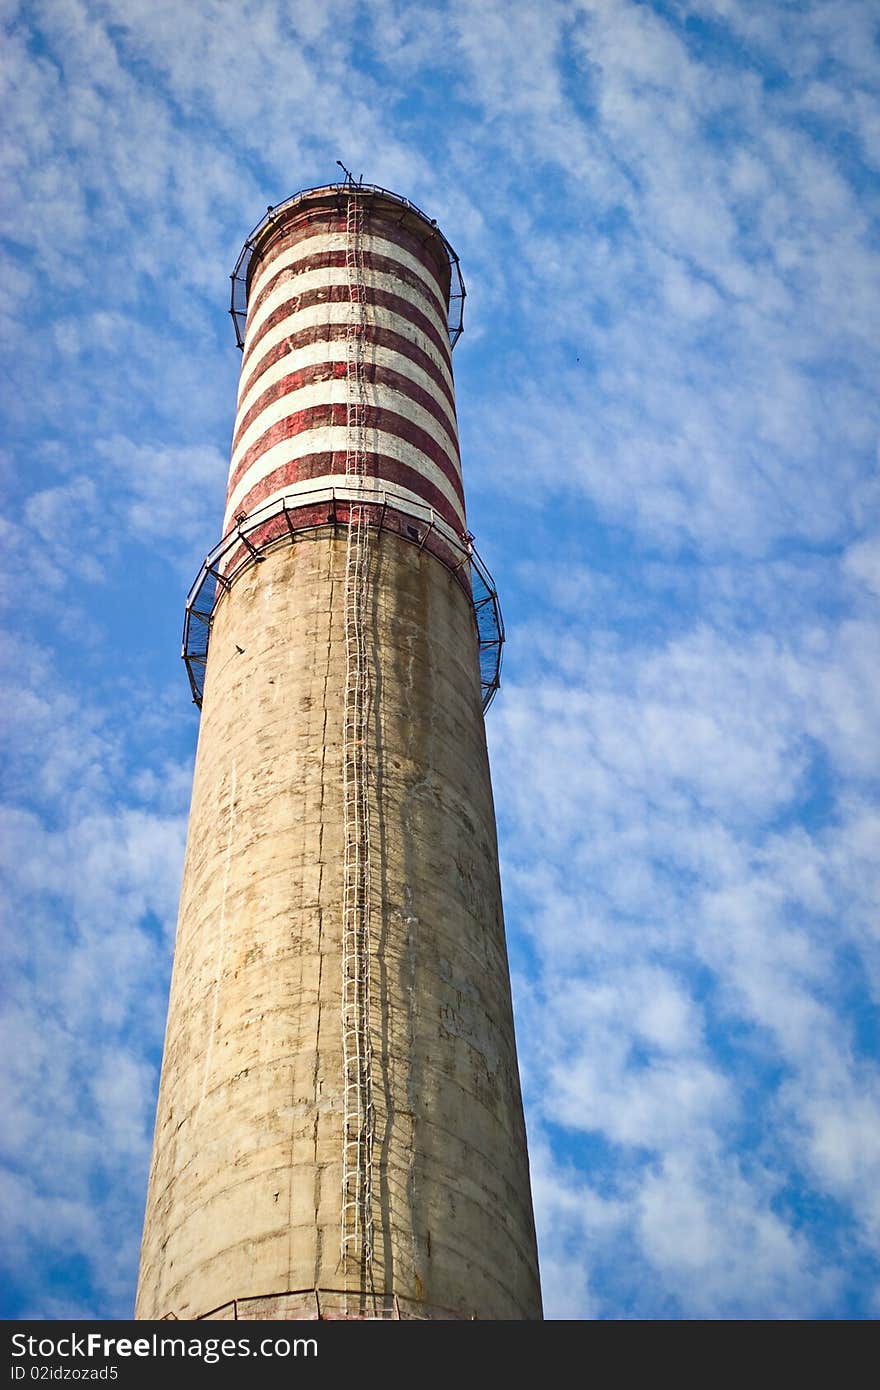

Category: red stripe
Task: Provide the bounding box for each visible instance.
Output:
[227,403,465,508]
[232,359,459,457]
[248,247,448,328]
[250,206,450,303]
[238,323,456,417]
[227,455,465,533]
[241,283,452,376]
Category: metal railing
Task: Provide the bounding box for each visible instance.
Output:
[181,485,504,715]
[229,182,466,350]
[178,1286,478,1321]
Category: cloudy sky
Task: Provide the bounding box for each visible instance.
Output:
[2,0,879,1320]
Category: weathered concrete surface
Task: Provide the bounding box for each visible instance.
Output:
[136,530,542,1320]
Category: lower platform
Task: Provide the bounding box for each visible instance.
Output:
[180,1288,475,1321]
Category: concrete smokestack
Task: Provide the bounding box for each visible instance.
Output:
[136,183,542,1321]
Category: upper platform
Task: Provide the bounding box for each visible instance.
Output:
[230,183,466,351]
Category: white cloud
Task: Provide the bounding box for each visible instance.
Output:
[0,631,187,1315]
[845,534,880,598]
[491,546,880,1313]
[634,1152,834,1318]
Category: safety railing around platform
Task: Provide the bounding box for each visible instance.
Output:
[162,1286,479,1321]
[182,483,504,714]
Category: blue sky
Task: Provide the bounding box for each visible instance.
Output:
[2,0,879,1320]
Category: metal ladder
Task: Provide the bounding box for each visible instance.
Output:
[340,188,375,1270]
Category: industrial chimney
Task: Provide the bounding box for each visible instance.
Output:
[136,181,542,1321]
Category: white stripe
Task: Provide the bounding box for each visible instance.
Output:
[224,426,466,533]
[239,299,455,400]
[244,263,449,351]
[248,228,448,319]
[235,337,459,443]
[228,477,466,551]
[231,379,460,483]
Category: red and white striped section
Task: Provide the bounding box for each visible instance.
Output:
[225,192,465,544]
